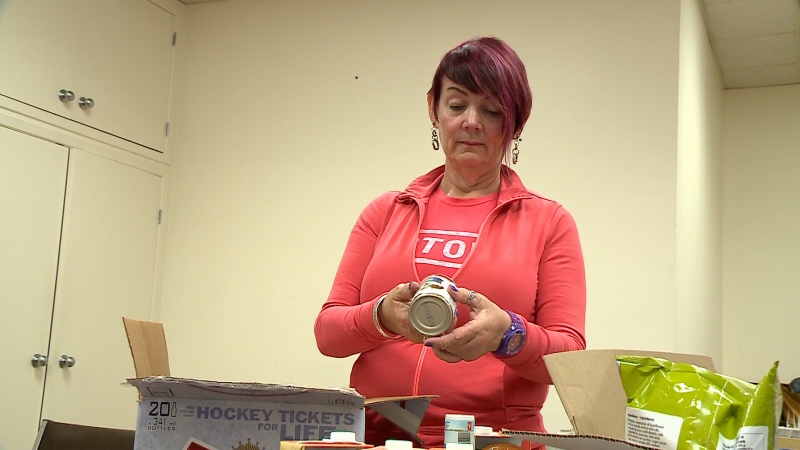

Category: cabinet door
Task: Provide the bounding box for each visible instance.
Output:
[0,2,82,117]
[0,0,175,153]
[41,148,163,429]
[72,0,175,152]
[0,126,69,450]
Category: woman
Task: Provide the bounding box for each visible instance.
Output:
[314,36,586,449]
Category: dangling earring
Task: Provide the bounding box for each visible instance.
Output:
[512,136,521,164]
[431,124,440,151]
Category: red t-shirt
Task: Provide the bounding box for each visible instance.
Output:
[415,188,499,279]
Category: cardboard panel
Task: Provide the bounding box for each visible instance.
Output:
[504,431,654,450]
[123,317,170,377]
[32,419,135,450]
[366,397,435,445]
[778,436,800,450]
[542,349,714,440]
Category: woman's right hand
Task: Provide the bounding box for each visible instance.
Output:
[378,281,427,343]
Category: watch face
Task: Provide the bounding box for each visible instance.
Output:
[506,331,525,353]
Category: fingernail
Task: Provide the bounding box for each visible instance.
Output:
[424,342,432,347]
[455,310,460,318]
[450,285,457,292]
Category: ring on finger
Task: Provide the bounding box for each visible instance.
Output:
[467,290,477,305]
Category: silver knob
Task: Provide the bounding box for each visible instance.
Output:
[59,355,76,368]
[78,97,94,110]
[58,89,75,103]
[31,354,48,367]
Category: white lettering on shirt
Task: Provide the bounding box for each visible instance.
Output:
[442,240,466,258]
[415,229,478,270]
[420,237,445,254]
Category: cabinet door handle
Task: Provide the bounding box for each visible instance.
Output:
[58,89,75,103]
[59,355,76,368]
[31,354,48,367]
[79,97,95,110]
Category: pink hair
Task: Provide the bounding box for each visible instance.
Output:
[429,37,533,164]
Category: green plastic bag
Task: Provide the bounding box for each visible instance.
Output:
[617,355,780,450]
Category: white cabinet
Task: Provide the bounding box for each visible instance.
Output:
[41,147,164,424]
[0,0,176,154]
[0,125,164,450]
[0,126,68,450]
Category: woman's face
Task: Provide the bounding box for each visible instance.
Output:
[429,78,505,170]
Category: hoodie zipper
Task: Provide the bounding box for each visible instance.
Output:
[407,191,532,395]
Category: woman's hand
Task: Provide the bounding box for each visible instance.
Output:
[422,287,512,362]
[377,281,428,343]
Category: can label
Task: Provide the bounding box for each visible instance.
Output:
[408,274,457,336]
[444,414,475,449]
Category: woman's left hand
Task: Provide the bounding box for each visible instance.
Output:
[422,287,512,362]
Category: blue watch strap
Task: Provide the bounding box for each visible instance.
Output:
[493,310,526,357]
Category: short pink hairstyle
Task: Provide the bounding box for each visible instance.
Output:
[429,37,533,163]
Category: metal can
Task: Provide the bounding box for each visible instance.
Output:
[408,274,457,336]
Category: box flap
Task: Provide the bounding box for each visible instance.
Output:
[365,396,436,445]
[126,376,365,406]
[543,349,715,440]
[778,437,800,450]
[281,441,374,450]
[31,419,136,450]
[122,317,170,377]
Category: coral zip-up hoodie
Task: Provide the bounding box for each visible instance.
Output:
[315,165,586,448]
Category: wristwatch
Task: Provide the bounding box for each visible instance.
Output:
[493,311,526,357]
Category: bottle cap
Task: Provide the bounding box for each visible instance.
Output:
[329,431,357,442]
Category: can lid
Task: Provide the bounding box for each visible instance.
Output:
[409,295,454,336]
[421,274,455,286]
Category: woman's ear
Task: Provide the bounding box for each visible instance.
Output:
[427,92,437,125]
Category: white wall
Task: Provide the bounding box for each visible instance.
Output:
[676,0,724,363]
[722,84,800,383]
[158,0,752,434]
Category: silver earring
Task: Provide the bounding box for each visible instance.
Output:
[431,125,440,151]
[512,136,521,164]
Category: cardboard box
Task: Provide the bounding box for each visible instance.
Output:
[123,318,434,450]
[475,431,525,449]
[502,349,716,450]
[280,440,374,450]
[128,377,366,450]
[777,436,800,450]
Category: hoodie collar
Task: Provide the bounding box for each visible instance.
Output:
[398,165,531,204]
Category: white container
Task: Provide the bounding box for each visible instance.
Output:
[474,426,493,436]
[329,431,357,442]
[446,444,473,450]
[444,414,475,450]
[385,439,413,450]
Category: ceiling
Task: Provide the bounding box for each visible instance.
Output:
[177,0,800,89]
[703,0,800,88]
